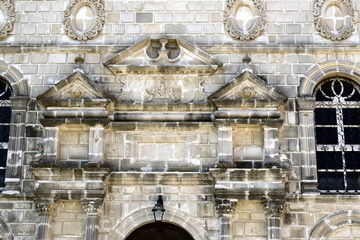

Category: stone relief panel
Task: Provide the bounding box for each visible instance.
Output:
[0,0,15,40]
[64,0,105,40]
[224,0,265,41]
[313,0,355,41]
[119,76,206,103]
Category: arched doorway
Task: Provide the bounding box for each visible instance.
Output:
[126,222,194,240]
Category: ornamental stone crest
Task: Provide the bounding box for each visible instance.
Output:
[0,0,15,39]
[64,0,105,41]
[224,0,265,41]
[313,0,355,41]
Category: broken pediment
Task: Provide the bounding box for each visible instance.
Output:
[103,38,221,75]
[37,71,111,108]
[208,71,287,109]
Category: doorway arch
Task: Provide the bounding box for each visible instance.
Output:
[126,222,194,240]
[107,207,210,240]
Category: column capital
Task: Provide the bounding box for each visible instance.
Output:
[215,198,237,216]
[35,199,59,217]
[262,199,284,217]
[82,198,103,216]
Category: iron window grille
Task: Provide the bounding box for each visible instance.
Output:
[0,79,12,190]
[315,77,360,193]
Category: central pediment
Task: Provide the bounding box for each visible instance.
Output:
[104,38,221,75]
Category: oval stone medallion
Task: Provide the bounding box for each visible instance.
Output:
[234,5,255,32]
[324,4,345,33]
[74,4,95,32]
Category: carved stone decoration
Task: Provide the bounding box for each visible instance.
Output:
[224,0,265,41]
[313,0,355,41]
[215,198,237,215]
[0,0,15,39]
[119,76,206,103]
[64,0,105,41]
[82,198,103,216]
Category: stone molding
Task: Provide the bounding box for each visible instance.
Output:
[300,60,360,97]
[35,199,59,217]
[313,0,355,41]
[309,210,360,240]
[0,60,28,96]
[108,206,210,240]
[224,0,265,41]
[64,0,105,41]
[82,198,103,216]
[0,0,15,40]
[215,198,237,215]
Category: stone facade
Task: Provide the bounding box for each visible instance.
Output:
[0,0,359,239]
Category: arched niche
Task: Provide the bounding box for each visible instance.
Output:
[107,207,210,240]
[299,60,360,97]
[0,60,28,97]
[309,210,360,240]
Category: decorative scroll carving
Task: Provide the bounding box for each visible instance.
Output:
[64,0,105,41]
[215,198,237,215]
[0,0,14,40]
[313,0,355,41]
[119,76,206,103]
[224,0,265,41]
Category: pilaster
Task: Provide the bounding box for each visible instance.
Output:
[216,198,237,240]
[82,198,103,240]
[35,199,58,240]
[263,199,284,240]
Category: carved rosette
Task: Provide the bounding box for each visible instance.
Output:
[0,0,15,39]
[82,199,103,216]
[224,0,265,41]
[64,0,105,41]
[313,0,355,41]
[263,199,284,217]
[215,198,237,215]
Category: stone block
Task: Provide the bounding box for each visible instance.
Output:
[10,224,36,235]
[198,203,215,217]
[155,13,173,23]
[136,13,153,23]
[165,24,186,34]
[174,13,194,23]
[245,222,267,236]
[166,2,188,11]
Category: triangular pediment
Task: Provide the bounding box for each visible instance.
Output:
[104,38,221,75]
[208,71,287,108]
[37,71,111,108]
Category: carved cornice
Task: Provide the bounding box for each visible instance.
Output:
[313,0,355,41]
[0,0,15,40]
[215,198,237,215]
[82,198,103,216]
[224,0,265,41]
[64,0,105,41]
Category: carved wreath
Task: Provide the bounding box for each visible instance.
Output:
[0,0,15,40]
[313,0,355,41]
[63,0,105,41]
[224,0,265,41]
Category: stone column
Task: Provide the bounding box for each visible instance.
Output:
[297,97,318,193]
[263,127,281,168]
[4,96,29,194]
[216,198,237,240]
[42,127,59,164]
[82,198,103,240]
[88,126,104,164]
[263,199,284,240]
[217,127,233,167]
[35,199,57,240]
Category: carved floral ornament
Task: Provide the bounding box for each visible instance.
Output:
[64,0,105,41]
[0,0,15,39]
[313,0,355,41]
[224,0,265,41]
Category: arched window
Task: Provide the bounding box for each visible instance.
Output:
[315,77,360,193]
[0,79,12,189]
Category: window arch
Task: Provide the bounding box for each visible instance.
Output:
[314,77,360,193]
[0,78,12,189]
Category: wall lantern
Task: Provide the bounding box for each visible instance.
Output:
[152,195,166,223]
